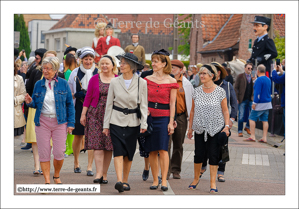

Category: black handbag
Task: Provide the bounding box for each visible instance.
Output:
[136,77,142,119]
[221,144,230,163]
[138,114,154,137]
[274,105,283,115]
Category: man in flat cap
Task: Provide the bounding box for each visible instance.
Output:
[248,16,277,77]
[167,60,194,179]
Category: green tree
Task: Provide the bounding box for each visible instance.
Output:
[177,14,192,60]
[14,14,31,61]
[273,29,285,60]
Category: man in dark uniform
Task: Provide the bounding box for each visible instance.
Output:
[248,16,278,77]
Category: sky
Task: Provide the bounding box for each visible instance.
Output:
[49,14,65,19]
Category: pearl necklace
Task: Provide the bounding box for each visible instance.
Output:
[202,84,215,89]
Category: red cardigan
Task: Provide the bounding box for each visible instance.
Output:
[83,74,118,108]
[95,36,121,57]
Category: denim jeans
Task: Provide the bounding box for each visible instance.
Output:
[283,107,285,137]
[238,100,252,133]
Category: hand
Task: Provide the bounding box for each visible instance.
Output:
[147,110,150,116]
[103,128,109,136]
[140,129,147,133]
[221,126,230,137]
[67,127,74,134]
[74,91,86,99]
[173,120,177,129]
[24,93,32,104]
[18,51,23,57]
[252,104,256,110]
[187,129,193,139]
[80,114,86,126]
[252,74,257,81]
[168,123,174,135]
[277,64,283,74]
[264,54,271,61]
[237,100,239,104]
[256,57,262,64]
[23,51,26,58]
[229,120,233,129]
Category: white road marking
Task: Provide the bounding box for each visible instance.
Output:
[162,181,175,195]
[242,154,270,166]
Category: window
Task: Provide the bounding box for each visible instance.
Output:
[62,37,66,52]
[55,38,60,52]
[41,31,45,43]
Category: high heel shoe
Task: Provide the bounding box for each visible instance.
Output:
[80,149,86,153]
[53,176,62,184]
[93,176,103,183]
[188,180,200,190]
[115,182,124,193]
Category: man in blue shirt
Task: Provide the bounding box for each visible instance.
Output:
[245,64,272,143]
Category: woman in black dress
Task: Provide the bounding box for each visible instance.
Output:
[68,47,98,175]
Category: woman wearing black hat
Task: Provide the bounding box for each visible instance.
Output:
[103,53,148,193]
[143,49,179,191]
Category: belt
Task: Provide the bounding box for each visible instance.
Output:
[177,112,186,117]
[148,102,170,110]
[42,113,57,118]
[113,105,138,115]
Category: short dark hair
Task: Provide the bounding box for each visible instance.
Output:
[131,34,140,40]
[245,63,253,68]
[262,24,270,32]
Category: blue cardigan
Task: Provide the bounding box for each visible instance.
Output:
[253,76,272,104]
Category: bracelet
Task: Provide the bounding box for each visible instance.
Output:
[230,118,234,122]
[225,125,230,127]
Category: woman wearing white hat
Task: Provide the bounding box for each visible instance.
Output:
[68,47,99,176]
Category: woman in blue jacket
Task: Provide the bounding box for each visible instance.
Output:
[25,57,75,184]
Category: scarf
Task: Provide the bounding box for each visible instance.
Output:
[47,73,58,90]
[106,36,111,45]
[80,63,95,90]
[214,78,223,86]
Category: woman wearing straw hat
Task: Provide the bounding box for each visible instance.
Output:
[68,47,99,176]
[103,52,148,193]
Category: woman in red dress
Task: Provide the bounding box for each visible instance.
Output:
[144,49,179,191]
[92,22,106,64]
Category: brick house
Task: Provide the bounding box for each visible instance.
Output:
[43,14,189,61]
[189,14,285,65]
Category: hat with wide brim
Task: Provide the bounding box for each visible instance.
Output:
[250,16,271,26]
[116,52,144,70]
[211,62,227,79]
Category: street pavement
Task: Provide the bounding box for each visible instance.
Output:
[14,121,285,196]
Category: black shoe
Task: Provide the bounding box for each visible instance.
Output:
[123,183,131,191]
[150,184,159,190]
[115,182,124,193]
[74,167,81,173]
[161,186,168,191]
[80,149,86,153]
[158,176,162,184]
[142,169,149,181]
[21,143,32,150]
[93,177,103,183]
[86,170,94,176]
[102,179,108,184]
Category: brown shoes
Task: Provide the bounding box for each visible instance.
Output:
[173,173,181,179]
[238,133,243,137]
[244,127,251,135]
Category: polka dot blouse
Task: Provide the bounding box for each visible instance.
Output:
[192,85,226,141]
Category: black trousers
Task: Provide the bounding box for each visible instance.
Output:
[194,131,221,165]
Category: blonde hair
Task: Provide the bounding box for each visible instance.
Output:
[196,63,203,69]
[94,22,107,37]
[199,64,218,80]
[15,59,22,68]
[42,57,60,72]
[42,50,57,60]
[98,56,118,75]
[151,54,172,74]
